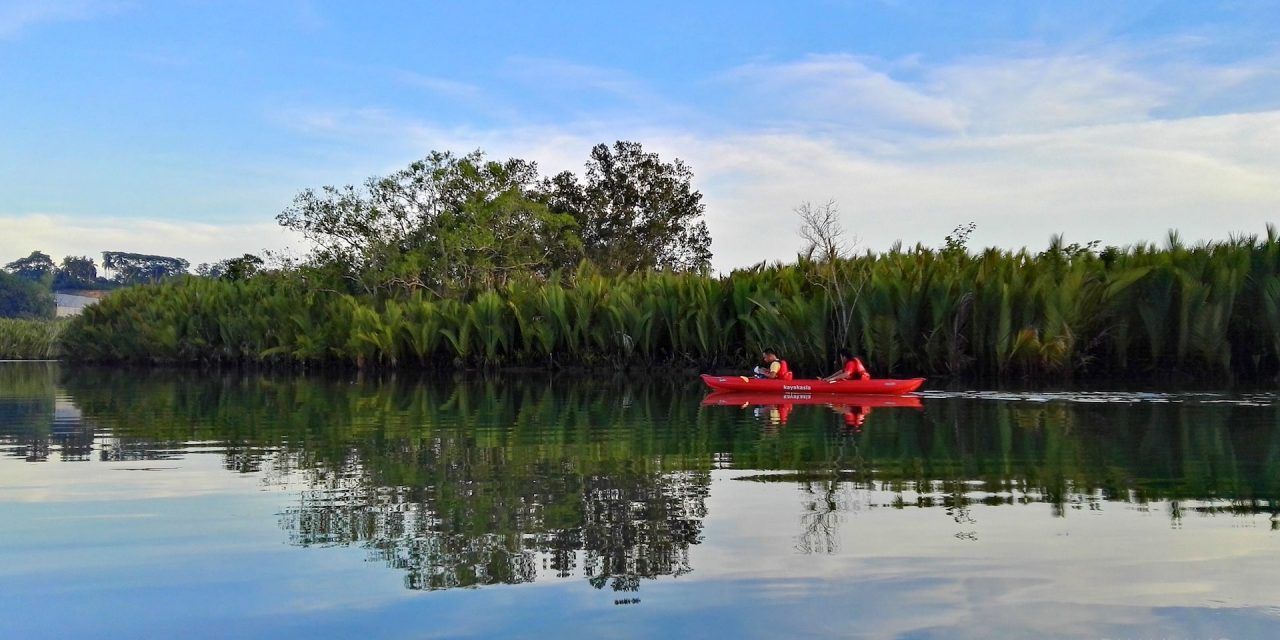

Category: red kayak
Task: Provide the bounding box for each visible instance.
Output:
[700,374,924,395]
[702,391,922,409]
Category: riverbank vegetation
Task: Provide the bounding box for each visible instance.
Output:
[22,140,1280,379]
[1,250,191,330]
[0,318,63,359]
[59,227,1280,379]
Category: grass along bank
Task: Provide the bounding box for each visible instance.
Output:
[58,231,1280,379]
[0,318,64,360]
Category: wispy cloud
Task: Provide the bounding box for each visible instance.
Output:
[692,109,1280,267]
[263,103,1280,272]
[0,213,302,268]
[927,54,1170,133]
[393,71,484,101]
[725,54,966,134]
[506,56,654,101]
[0,0,121,40]
[241,40,1280,271]
[502,56,698,125]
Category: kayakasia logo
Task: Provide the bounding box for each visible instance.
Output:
[782,385,812,391]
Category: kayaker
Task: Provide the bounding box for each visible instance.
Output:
[752,348,793,380]
[822,349,871,383]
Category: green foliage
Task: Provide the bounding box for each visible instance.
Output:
[4,251,56,282]
[102,251,190,285]
[53,255,99,290]
[279,142,710,297]
[196,254,264,281]
[0,318,63,358]
[544,141,712,273]
[0,271,55,319]
[942,222,976,256]
[278,150,581,297]
[56,230,1280,379]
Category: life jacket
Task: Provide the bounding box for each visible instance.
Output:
[776,359,793,381]
[844,357,870,380]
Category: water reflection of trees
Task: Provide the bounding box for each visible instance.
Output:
[5,364,1280,587]
[50,369,714,592]
[0,362,96,462]
[279,457,708,591]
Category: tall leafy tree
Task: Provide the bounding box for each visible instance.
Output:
[544,141,712,273]
[54,255,99,290]
[196,254,264,281]
[4,251,56,282]
[102,252,190,285]
[279,150,578,295]
[0,271,54,319]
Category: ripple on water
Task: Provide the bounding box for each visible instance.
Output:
[915,389,1280,406]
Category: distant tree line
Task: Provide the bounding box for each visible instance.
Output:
[4,140,711,319]
[0,250,197,318]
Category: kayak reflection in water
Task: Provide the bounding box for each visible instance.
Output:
[752,402,866,433]
[828,403,869,432]
[752,402,793,427]
[821,349,871,383]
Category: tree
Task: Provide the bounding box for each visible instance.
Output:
[4,251,55,282]
[0,271,55,319]
[278,150,578,295]
[196,254,264,281]
[942,222,976,256]
[544,141,711,273]
[53,256,99,290]
[102,252,190,285]
[797,200,864,356]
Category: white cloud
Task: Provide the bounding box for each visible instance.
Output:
[250,92,1280,273]
[687,109,1280,270]
[505,56,658,104]
[0,0,120,40]
[17,43,1277,274]
[0,213,304,270]
[392,71,484,101]
[928,54,1171,133]
[726,54,966,133]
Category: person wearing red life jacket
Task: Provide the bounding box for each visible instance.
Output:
[752,347,793,380]
[822,349,870,383]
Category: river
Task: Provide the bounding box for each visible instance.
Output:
[2,362,1278,638]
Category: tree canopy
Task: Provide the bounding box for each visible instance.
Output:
[102,252,190,285]
[279,150,578,295]
[0,271,55,319]
[53,256,99,290]
[196,254,264,281]
[545,141,711,273]
[4,251,55,282]
[279,142,712,296]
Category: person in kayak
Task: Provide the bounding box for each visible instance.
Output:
[753,348,793,380]
[822,349,871,383]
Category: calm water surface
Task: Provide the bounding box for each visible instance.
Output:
[2,362,1279,639]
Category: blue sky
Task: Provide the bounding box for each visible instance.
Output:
[3,0,1279,270]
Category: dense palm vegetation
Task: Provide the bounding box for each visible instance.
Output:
[0,318,63,359]
[60,229,1280,379]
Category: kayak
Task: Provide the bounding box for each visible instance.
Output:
[702,391,922,409]
[700,374,924,395]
